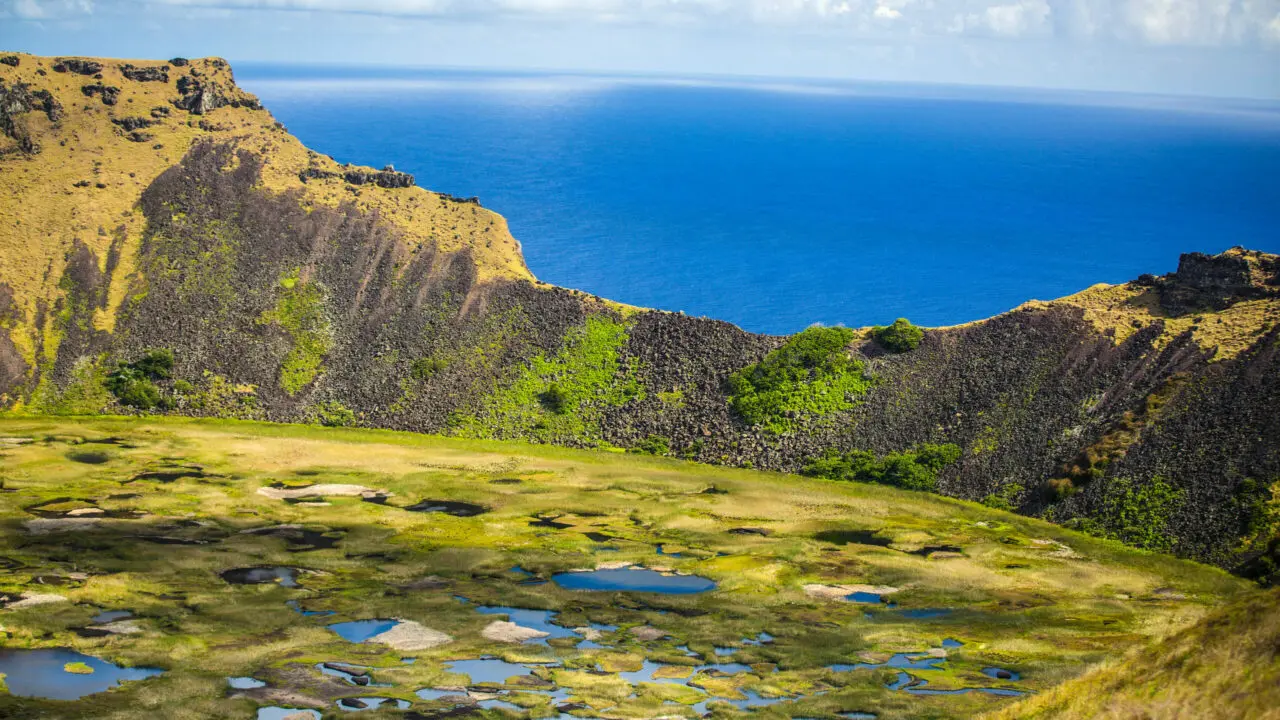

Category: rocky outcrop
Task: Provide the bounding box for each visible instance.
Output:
[53,58,103,75]
[300,164,416,189]
[0,80,59,154]
[119,64,170,82]
[111,117,157,132]
[1155,248,1280,315]
[81,83,121,106]
[342,166,415,188]
[0,56,18,68]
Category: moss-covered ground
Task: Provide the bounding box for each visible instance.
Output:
[0,417,1261,719]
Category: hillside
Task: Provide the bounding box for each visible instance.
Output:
[983,587,1280,720]
[0,417,1258,719]
[1,53,1278,577]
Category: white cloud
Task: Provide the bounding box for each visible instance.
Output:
[9,0,93,18]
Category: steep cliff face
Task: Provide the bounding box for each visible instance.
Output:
[2,54,1277,575]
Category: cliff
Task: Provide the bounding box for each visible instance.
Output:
[1,53,1277,577]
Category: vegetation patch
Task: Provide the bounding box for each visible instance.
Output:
[727,326,871,434]
[454,315,644,444]
[801,443,961,492]
[104,348,174,410]
[871,318,924,353]
[257,272,333,396]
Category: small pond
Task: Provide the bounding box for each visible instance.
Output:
[220,566,301,588]
[0,648,163,700]
[552,568,716,594]
[983,667,1021,680]
[258,709,321,720]
[404,500,488,517]
[328,619,400,643]
[337,697,411,711]
[475,605,579,642]
[228,676,267,689]
[439,656,558,685]
[91,610,133,624]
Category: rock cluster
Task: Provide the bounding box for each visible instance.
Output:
[1156,248,1280,315]
[119,64,170,82]
[53,58,103,75]
[0,56,18,67]
[298,165,416,189]
[81,83,121,106]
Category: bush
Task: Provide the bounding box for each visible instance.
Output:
[630,435,671,456]
[539,383,568,414]
[982,483,1025,511]
[410,357,447,381]
[104,349,175,410]
[871,318,924,353]
[802,443,961,492]
[727,326,871,434]
[312,400,356,428]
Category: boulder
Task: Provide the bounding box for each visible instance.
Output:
[482,620,549,644]
[366,620,452,651]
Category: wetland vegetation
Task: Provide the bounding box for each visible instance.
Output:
[0,417,1266,719]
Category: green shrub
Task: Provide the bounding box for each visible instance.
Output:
[801,442,961,492]
[727,326,871,434]
[982,483,1025,511]
[539,383,568,414]
[410,357,447,381]
[630,435,671,456]
[312,400,356,428]
[871,318,925,353]
[104,349,175,410]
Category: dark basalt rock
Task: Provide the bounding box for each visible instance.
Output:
[0,56,18,67]
[119,64,170,83]
[0,80,57,154]
[53,58,103,75]
[342,167,415,189]
[112,116,156,132]
[440,193,481,206]
[1157,248,1280,315]
[150,106,171,119]
[81,83,121,106]
[404,500,488,517]
[169,57,189,67]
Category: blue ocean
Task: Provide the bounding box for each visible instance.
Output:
[237,66,1280,335]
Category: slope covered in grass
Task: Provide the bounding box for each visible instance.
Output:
[984,587,1280,720]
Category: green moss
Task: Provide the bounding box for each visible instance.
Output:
[26,355,111,415]
[257,278,332,396]
[453,315,644,443]
[656,388,685,408]
[982,483,1025,511]
[183,371,263,420]
[309,400,356,428]
[630,435,671,456]
[1069,476,1187,553]
[802,442,961,492]
[727,326,871,435]
[63,662,94,675]
[871,318,925,353]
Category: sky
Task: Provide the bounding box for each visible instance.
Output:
[1,0,1278,99]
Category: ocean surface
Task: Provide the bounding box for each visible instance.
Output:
[237,66,1280,335]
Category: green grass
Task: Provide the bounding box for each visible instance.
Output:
[727,326,872,435]
[0,416,1257,719]
[256,276,333,396]
[453,314,644,443]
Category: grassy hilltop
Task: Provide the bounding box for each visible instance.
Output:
[0,417,1272,719]
[1,52,1278,579]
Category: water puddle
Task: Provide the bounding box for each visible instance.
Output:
[318,662,390,687]
[983,667,1020,680]
[404,500,488,517]
[847,592,884,604]
[829,653,946,673]
[895,608,953,619]
[814,530,893,547]
[942,638,964,648]
[328,619,400,643]
[530,516,573,530]
[553,568,715,594]
[475,605,578,642]
[92,610,133,624]
[337,697,411,711]
[228,676,267,689]
[441,656,557,685]
[258,709,320,720]
[220,566,302,588]
[0,648,163,700]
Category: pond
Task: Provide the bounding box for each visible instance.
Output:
[474,605,579,642]
[337,697,411,711]
[328,619,400,643]
[228,676,267,689]
[438,656,557,685]
[258,709,320,720]
[0,648,163,700]
[552,568,716,594]
[404,500,488,517]
[220,566,301,588]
